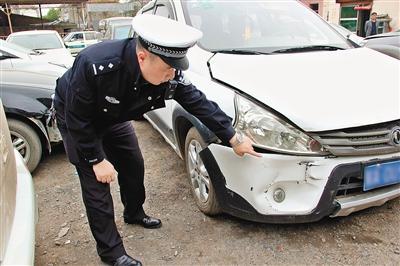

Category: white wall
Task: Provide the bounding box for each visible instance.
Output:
[373,0,400,30]
[321,0,341,24]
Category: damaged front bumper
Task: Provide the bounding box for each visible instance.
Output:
[200,144,400,223]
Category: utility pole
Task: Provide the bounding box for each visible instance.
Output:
[38,4,44,29]
[81,2,86,29]
[5,3,13,33]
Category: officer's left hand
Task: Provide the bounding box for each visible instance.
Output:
[230,134,262,157]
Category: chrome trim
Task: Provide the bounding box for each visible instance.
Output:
[330,184,400,217]
[312,122,400,156]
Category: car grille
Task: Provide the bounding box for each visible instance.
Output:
[336,175,363,197]
[312,120,400,156]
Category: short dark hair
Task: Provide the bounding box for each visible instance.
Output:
[371,12,377,16]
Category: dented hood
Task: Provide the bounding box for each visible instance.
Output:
[209,48,400,132]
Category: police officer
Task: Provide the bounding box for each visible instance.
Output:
[54,14,260,266]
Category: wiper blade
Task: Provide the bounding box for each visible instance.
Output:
[33,48,53,51]
[272,45,345,53]
[211,49,269,55]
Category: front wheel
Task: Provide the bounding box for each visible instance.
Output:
[8,119,42,172]
[184,127,221,215]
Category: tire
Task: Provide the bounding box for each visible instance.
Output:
[8,119,42,173]
[184,127,221,215]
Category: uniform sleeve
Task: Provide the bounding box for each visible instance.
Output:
[64,54,105,165]
[173,72,235,144]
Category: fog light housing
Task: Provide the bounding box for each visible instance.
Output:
[273,188,285,203]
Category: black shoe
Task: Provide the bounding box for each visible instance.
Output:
[114,255,142,266]
[124,215,162,229]
[102,255,142,266]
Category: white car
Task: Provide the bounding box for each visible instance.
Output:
[63,30,101,55]
[6,30,74,68]
[0,99,37,265]
[0,40,68,82]
[136,0,400,223]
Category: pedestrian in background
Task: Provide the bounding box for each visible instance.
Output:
[365,12,378,37]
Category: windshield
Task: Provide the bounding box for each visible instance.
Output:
[113,25,131,39]
[8,33,64,50]
[0,39,34,57]
[182,0,349,53]
[63,32,76,42]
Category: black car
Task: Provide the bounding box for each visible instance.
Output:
[1,82,63,172]
[1,41,67,172]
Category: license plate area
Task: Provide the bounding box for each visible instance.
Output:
[363,160,400,191]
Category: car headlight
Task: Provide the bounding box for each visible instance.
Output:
[234,94,327,155]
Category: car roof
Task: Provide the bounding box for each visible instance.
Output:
[68,30,99,34]
[8,30,59,36]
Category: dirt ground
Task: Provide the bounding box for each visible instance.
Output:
[33,121,400,266]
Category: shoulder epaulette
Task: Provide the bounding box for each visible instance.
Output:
[90,57,122,76]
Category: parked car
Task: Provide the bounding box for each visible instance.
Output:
[134,1,400,223]
[6,30,74,68]
[362,30,400,47]
[0,99,37,265]
[98,16,134,38]
[329,24,399,59]
[0,40,68,78]
[360,30,400,60]
[1,41,65,172]
[63,30,102,55]
[103,22,132,40]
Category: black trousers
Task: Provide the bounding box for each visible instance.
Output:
[59,121,145,261]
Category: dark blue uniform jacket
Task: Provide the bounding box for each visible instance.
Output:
[54,38,235,165]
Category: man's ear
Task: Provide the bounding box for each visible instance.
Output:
[137,50,147,64]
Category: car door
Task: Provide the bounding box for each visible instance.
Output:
[140,0,177,143]
[73,32,85,48]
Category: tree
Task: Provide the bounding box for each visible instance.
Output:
[45,8,61,21]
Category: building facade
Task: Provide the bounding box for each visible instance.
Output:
[301,0,399,36]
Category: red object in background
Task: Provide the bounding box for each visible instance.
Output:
[354,4,372,10]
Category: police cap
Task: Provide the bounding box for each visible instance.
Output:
[131,14,203,70]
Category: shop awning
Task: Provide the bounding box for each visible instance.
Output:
[354,4,372,10]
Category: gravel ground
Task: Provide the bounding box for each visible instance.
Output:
[33,121,400,266]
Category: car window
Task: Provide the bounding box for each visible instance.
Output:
[63,32,74,41]
[0,40,33,57]
[155,4,171,18]
[84,32,96,40]
[8,33,64,50]
[182,0,349,52]
[113,25,131,40]
[73,33,84,41]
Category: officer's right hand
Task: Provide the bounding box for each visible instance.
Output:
[92,159,117,183]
